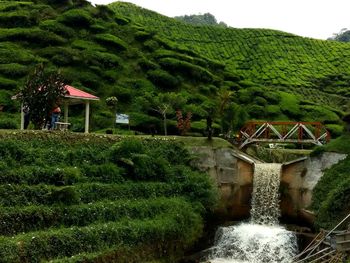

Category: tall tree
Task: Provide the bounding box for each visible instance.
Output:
[19,64,66,129]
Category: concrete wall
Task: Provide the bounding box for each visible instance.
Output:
[190,147,256,219]
[281,152,347,222]
[190,146,347,223]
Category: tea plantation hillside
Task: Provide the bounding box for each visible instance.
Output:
[110,2,350,103]
[0,131,217,262]
[0,0,347,136]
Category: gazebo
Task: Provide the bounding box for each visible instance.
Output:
[20,85,99,133]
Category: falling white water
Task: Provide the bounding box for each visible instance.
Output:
[206,163,298,263]
[250,163,281,225]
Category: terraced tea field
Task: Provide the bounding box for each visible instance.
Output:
[0,132,217,262]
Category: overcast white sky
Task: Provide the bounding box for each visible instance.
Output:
[89,0,349,40]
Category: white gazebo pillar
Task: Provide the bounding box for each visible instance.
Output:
[20,103,24,130]
[84,101,90,133]
[64,102,69,123]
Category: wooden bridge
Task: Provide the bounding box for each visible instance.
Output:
[238,121,331,149]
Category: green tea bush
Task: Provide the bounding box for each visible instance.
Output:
[0,212,202,262]
[147,69,180,89]
[0,166,82,185]
[0,28,66,45]
[159,57,214,83]
[0,197,189,236]
[114,15,130,25]
[0,11,37,28]
[0,42,37,64]
[94,33,127,51]
[312,156,350,211]
[325,124,344,137]
[315,177,350,230]
[0,76,17,90]
[0,63,28,77]
[81,163,125,183]
[0,118,18,129]
[39,19,76,37]
[58,9,93,28]
[83,50,121,68]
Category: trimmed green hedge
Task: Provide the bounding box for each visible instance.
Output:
[0,212,202,262]
[0,197,191,236]
[95,33,127,51]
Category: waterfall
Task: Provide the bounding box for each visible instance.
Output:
[206,163,298,263]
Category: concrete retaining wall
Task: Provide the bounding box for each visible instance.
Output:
[190,146,346,222]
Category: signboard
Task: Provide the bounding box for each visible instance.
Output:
[116,114,129,124]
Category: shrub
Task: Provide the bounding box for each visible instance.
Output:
[0,76,17,90]
[83,50,121,68]
[315,177,350,230]
[0,42,37,64]
[81,163,125,183]
[0,212,202,262]
[58,9,93,28]
[0,28,66,45]
[49,186,80,205]
[0,118,18,129]
[279,91,301,118]
[159,57,214,83]
[39,19,75,37]
[147,69,180,89]
[0,63,29,77]
[0,197,190,236]
[94,34,127,51]
[0,11,37,28]
[114,15,129,25]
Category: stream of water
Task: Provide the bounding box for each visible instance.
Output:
[205,163,298,263]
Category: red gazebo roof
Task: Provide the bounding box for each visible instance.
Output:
[64,85,99,101]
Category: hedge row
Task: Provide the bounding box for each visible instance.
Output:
[0,197,190,236]
[0,211,202,262]
[48,244,174,263]
[0,164,125,185]
[0,182,177,207]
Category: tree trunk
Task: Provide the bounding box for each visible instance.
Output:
[163,113,167,136]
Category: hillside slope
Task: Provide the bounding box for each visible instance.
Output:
[0,131,217,262]
[111,2,350,104]
[0,0,347,136]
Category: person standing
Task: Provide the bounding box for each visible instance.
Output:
[50,105,61,130]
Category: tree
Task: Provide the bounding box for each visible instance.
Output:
[152,92,186,136]
[106,96,118,129]
[176,110,192,135]
[217,87,234,133]
[19,64,66,129]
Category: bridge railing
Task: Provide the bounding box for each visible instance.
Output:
[238,121,331,149]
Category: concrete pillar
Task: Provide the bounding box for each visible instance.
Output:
[64,102,69,123]
[84,101,90,133]
[20,103,24,130]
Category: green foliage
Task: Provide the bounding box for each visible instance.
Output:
[0,63,29,77]
[39,19,76,38]
[311,142,350,229]
[0,28,66,45]
[0,117,18,129]
[174,13,224,27]
[94,33,127,50]
[147,69,180,89]
[315,176,350,230]
[58,9,93,28]
[0,133,217,261]
[19,64,66,129]
[279,92,301,118]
